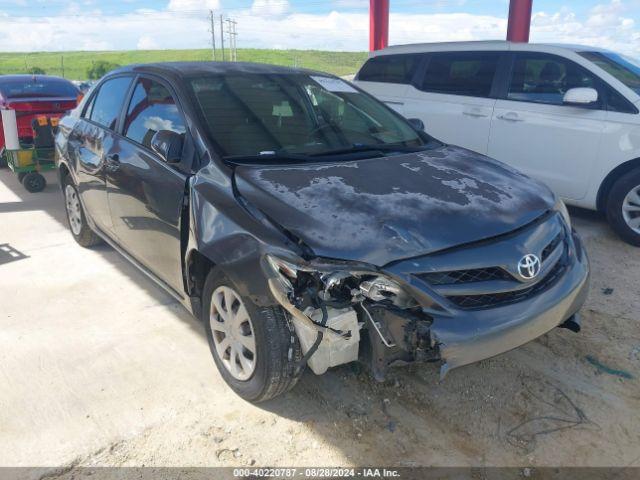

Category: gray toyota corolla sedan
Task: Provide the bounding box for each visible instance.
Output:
[55,62,590,402]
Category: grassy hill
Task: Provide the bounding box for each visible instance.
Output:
[0,49,368,80]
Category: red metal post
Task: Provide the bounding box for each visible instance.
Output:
[506,0,533,43]
[369,0,389,51]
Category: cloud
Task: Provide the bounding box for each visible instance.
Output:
[251,0,290,16]
[166,0,220,11]
[530,0,639,55]
[0,0,638,59]
[137,35,159,50]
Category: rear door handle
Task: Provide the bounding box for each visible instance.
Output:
[497,112,524,122]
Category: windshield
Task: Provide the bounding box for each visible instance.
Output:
[580,51,640,95]
[0,78,79,99]
[189,73,428,159]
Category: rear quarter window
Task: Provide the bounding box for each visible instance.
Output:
[358,54,420,84]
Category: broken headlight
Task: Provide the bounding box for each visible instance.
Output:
[554,197,572,229]
[265,254,416,310]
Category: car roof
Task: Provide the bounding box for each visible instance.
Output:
[108,61,330,80]
[370,40,615,56]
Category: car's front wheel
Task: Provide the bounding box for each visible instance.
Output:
[63,175,102,248]
[202,269,303,402]
[606,169,640,246]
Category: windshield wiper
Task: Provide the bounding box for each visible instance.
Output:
[310,143,428,157]
[222,151,312,165]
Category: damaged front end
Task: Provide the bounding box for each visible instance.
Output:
[264,255,439,380]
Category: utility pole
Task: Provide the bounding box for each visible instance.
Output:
[209,10,216,61]
[231,19,238,61]
[61,55,65,78]
[219,15,225,61]
[225,18,237,62]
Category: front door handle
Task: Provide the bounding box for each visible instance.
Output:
[497,112,524,122]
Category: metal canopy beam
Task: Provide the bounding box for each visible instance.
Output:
[507,0,533,43]
[369,0,389,52]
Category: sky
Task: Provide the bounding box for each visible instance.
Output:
[0,0,639,56]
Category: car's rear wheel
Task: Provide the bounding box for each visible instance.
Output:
[606,168,640,246]
[202,268,303,402]
[63,175,102,248]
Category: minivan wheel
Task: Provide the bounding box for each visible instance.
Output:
[606,168,640,246]
[202,269,303,402]
[63,176,102,248]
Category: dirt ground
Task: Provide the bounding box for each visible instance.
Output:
[1,168,639,471]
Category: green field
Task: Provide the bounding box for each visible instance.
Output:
[0,49,368,80]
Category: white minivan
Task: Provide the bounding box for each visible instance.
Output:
[353,41,640,246]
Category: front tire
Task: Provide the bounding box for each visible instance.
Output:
[606,168,640,246]
[63,175,102,248]
[202,269,303,402]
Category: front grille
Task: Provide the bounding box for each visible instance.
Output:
[418,267,513,285]
[448,260,566,310]
[541,233,562,262]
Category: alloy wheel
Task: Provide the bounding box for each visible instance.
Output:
[622,185,640,234]
[65,185,83,236]
[209,286,257,381]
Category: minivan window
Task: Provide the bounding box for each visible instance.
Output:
[508,54,598,106]
[419,52,499,97]
[579,51,640,95]
[190,73,426,158]
[124,78,186,149]
[88,77,132,130]
[358,54,420,84]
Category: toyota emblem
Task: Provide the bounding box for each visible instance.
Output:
[518,254,541,280]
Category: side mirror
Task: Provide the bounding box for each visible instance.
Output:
[563,87,598,107]
[407,118,425,131]
[150,130,184,164]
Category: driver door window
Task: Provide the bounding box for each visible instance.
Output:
[508,54,599,106]
[123,78,186,150]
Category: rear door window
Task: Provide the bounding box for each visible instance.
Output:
[358,54,420,84]
[88,76,132,130]
[508,53,598,106]
[123,78,186,150]
[419,52,500,97]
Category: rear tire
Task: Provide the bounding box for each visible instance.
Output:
[202,268,303,402]
[22,172,46,193]
[606,168,640,246]
[62,175,102,248]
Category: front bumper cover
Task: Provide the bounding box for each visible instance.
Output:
[431,230,590,377]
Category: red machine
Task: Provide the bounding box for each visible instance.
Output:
[0,75,80,153]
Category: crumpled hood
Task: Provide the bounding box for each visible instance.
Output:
[234,145,555,266]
